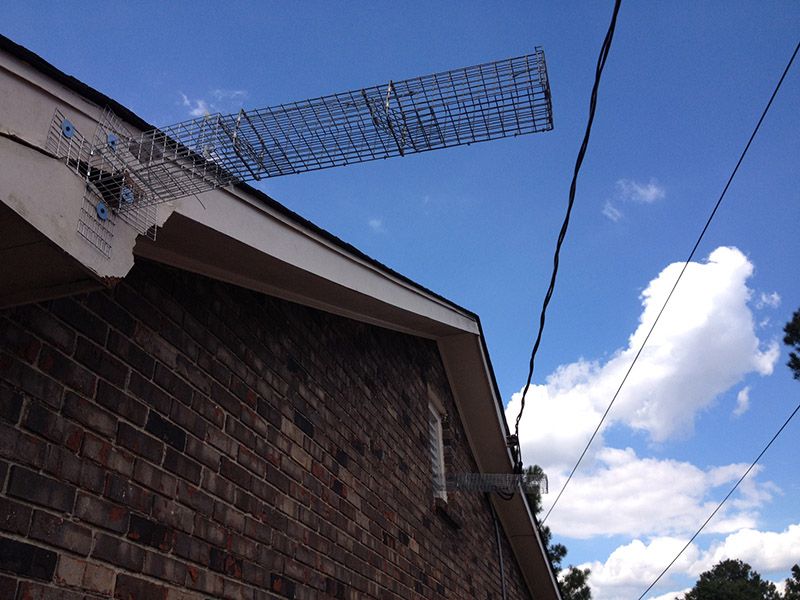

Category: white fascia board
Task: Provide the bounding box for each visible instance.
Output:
[438,332,562,600]
[159,187,481,337]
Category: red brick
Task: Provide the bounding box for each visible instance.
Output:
[221,456,252,490]
[152,496,193,533]
[128,371,172,415]
[54,555,115,594]
[143,550,187,586]
[0,317,41,364]
[0,536,56,580]
[163,448,201,485]
[0,497,31,535]
[173,531,211,565]
[63,391,117,438]
[96,379,148,426]
[107,329,154,377]
[114,572,168,600]
[185,435,221,469]
[128,513,174,551]
[270,574,297,599]
[193,516,228,547]
[185,565,224,597]
[210,381,241,418]
[12,304,75,354]
[170,401,207,440]
[176,480,214,516]
[85,292,136,337]
[104,474,153,514]
[7,466,75,513]
[0,574,15,598]
[0,352,63,409]
[24,401,79,444]
[30,510,92,555]
[50,297,108,345]
[92,533,145,571]
[191,393,225,428]
[134,459,178,496]
[37,345,96,397]
[0,386,23,423]
[81,433,134,476]
[74,337,129,387]
[154,363,193,406]
[118,422,164,463]
[16,581,86,600]
[75,492,129,533]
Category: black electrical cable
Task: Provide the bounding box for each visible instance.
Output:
[542,38,799,526]
[512,0,622,471]
[637,398,800,600]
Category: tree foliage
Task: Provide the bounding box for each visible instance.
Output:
[523,465,592,600]
[784,565,800,600]
[684,559,780,600]
[784,308,800,380]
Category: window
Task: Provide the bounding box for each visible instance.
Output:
[428,401,447,501]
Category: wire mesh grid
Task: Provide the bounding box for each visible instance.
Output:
[89,108,159,238]
[48,49,552,242]
[154,48,553,185]
[77,189,115,258]
[46,109,92,173]
[444,473,547,493]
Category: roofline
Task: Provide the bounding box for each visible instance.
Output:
[0,33,477,323]
[0,33,563,599]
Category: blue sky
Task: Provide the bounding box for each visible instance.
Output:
[4,2,799,598]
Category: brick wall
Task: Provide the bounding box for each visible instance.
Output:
[0,260,532,600]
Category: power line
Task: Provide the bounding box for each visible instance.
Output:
[512,0,622,471]
[541,39,800,525]
[636,398,800,600]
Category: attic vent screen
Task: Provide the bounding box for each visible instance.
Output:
[428,402,447,501]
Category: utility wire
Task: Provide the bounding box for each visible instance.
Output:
[637,399,800,600]
[512,0,622,471]
[542,39,800,525]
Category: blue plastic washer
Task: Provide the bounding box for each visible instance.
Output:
[107,133,118,152]
[120,186,134,204]
[96,201,109,221]
[61,118,74,139]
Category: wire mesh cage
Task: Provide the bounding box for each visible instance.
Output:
[47,48,552,255]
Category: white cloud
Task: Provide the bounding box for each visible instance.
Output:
[756,291,781,309]
[504,247,781,547]
[210,88,248,102]
[733,386,751,417]
[697,524,800,573]
[506,247,779,473]
[616,178,666,203]
[180,88,248,118]
[580,525,800,600]
[649,589,691,600]
[580,536,699,600]
[180,93,211,118]
[541,447,769,539]
[603,200,623,222]
[368,218,385,233]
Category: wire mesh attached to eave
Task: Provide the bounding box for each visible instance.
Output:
[47,47,552,249]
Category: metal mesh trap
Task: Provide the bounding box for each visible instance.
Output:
[157,49,553,183]
[47,48,552,257]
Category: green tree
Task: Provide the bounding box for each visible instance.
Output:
[784,564,800,600]
[684,559,780,600]
[523,465,592,600]
[784,309,800,380]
